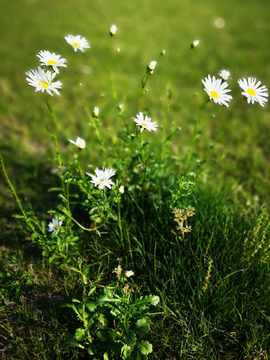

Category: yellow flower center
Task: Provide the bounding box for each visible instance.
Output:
[142,122,146,127]
[72,42,79,47]
[210,90,218,99]
[39,81,49,88]
[247,88,256,96]
[100,179,104,182]
[47,60,57,65]
[54,225,59,231]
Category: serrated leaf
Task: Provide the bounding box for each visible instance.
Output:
[134,318,150,334]
[62,335,85,349]
[75,328,86,341]
[124,330,136,347]
[137,340,153,355]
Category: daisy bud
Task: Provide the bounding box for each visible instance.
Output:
[125,270,134,278]
[119,185,125,194]
[148,61,157,72]
[110,25,117,36]
[191,40,199,48]
[93,107,99,117]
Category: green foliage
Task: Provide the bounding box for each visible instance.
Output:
[62,263,159,359]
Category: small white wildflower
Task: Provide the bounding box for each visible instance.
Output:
[110,25,117,36]
[93,107,99,117]
[238,78,268,107]
[119,185,125,194]
[69,137,86,149]
[36,50,67,74]
[26,67,62,96]
[219,70,231,81]
[86,168,115,190]
[125,271,134,278]
[64,35,90,52]
[134,112,158,133]
[191,40,199,48]
[202,74,233,107]
[48,217,63,235]
[148,61,157,74]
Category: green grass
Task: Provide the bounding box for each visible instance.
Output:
[1,0,270,358]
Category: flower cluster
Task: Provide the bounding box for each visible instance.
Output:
[26,34,90,96]
[202,73,268,107]
[171,206,196,240]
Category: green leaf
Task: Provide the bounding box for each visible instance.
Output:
[137,340,153,355]
[97,329,109,341]
[63,304,83,320]
[62,335,85,349]
[133,295,159,307]
[97,294,121,304]
[121,344,131,359]
[134,318,150,334]
[12,214,25,219]
[86,302,97,312]
[72,298,81,303]
[75,328,86,341]
[87,344,97,355]
[124,330,136,347]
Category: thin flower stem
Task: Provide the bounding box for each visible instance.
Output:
[0,157,42,239]
[118,200,124,248]
[84,105,105,154]
[79,266,92,344]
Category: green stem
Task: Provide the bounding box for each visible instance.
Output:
[0,157,42,239]
[80,268,92,344]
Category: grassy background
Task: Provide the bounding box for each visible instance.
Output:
[1,0,270,358]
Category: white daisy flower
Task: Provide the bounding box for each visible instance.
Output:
[93,107,99,117]
[64,35,90,52]
[110,25,117,36]
[48,217,63,235]
[202,74,232,107]
[191,40,199,48]
[69,137,85,149]
[26,67,62,96]
[238,77,268,107]
[36,50,67,74]
[219,70,231,81]
[125,270,134,277]
[134,112,158,132]
[86,168,116,190]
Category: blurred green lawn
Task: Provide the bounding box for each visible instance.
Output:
[1,0,270,219]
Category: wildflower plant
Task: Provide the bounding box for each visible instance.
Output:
[62,261,160,359]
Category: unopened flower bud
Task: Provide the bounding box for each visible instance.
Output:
[148,61,157,71]
[110,25,117,36]
[93,107,99,117]
[191,40,199,48]
[119,185,125,194]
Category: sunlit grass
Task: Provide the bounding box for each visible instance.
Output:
[1,0,270,358]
